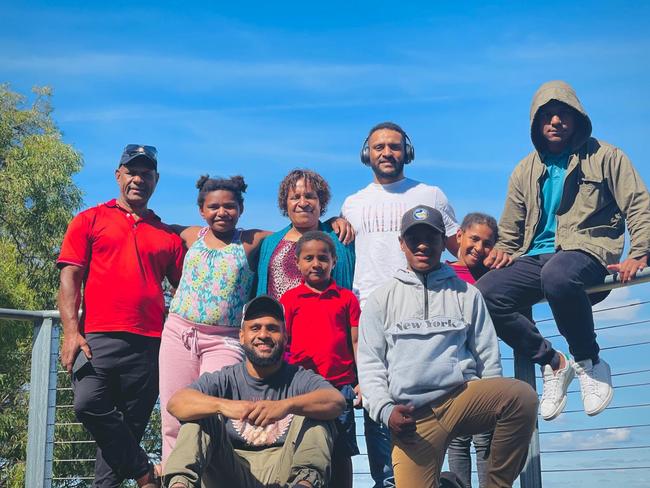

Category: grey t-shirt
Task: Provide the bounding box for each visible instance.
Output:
[189,361,334,450]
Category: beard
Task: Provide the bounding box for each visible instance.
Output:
[242,341,285,367]
[371,158,405,180]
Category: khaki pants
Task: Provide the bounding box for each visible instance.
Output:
[164,414,335,488]
[392,378,538,488]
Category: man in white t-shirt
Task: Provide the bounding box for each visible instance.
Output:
[342,121,460,308]
[341,122,459,488]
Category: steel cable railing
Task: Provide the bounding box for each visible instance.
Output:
[540,423,650,434]
[2,270,649,487]
[51,367,96,484]
[541,445,650,453]
[351,279,650,487]
[543,466,650,472]
[524,277,650,488]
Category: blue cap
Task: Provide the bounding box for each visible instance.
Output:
[118,144,158,170]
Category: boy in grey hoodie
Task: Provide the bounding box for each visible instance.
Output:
[358,205,538,487]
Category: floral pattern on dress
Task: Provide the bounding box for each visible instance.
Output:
[169,228,254,326]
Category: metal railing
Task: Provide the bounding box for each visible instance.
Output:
[527,283,650,487]
[2,268,649,487]
[0,309,60,488]
[353,268,650,487]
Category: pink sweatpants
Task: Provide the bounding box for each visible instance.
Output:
[159,313,244,465]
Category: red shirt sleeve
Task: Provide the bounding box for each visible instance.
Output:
[57,209,95,268]
[280,290,296,358]
[347,290,361,328]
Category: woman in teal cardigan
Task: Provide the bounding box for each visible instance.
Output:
[256,169,355,298]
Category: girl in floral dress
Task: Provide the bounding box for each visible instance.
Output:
[159,175,270,464]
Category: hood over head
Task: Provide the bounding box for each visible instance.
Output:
[530,80,592,153]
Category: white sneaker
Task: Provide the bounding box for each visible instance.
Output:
[574,358,614,416]
[540,353,575,421]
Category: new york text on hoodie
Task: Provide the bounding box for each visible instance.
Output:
[357,264,502,427]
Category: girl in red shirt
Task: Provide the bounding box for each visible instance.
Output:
[447,213,498,284]
[446,212,498,488]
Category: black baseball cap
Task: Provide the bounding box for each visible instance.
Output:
[118,144,158,170]
[241,295,285,326]
[400,205,446,237]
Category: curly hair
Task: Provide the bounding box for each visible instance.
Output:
[277,169,330,217]
[460,212,498,240]
[195,175,247,207]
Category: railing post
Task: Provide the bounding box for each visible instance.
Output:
[25,317,59,488]
[514,351,542,488]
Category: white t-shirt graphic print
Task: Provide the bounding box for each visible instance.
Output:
[341,178,459,308]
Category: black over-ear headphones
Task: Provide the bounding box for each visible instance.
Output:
[360,129,415,166]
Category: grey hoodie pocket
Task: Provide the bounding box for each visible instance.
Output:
[386,319,467,400]
[388,359,464,401]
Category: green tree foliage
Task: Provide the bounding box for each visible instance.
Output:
[0,85,164,487]
[0,84,83,486]
[0,84,84,305]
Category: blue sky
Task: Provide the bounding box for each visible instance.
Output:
[2,1,649,486]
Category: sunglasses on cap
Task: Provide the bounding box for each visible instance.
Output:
[123,144,158,160]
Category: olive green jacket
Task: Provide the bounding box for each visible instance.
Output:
[496,80,650,267]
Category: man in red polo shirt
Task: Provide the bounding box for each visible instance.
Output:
[57,144,184,488]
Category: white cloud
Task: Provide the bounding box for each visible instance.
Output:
[0,52,409,92]
[490,39,650,63]
[584,428,632,449]
[57,95,453,124]
[593,287,645,322]
[544,428,632,450]
[558,431,576,444]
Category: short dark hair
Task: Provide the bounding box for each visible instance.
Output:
[196,175,247,207]
[277,169,330,217]
[460,212,498,240]
[367,121,407,146]
[295,231,337,259]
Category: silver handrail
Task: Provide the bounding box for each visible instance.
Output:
[2,267,649,487]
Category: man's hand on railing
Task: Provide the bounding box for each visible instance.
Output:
[60,333,92,374]
[607,255,648,284]
[484,248,513,269]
